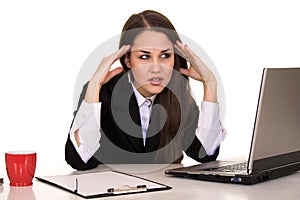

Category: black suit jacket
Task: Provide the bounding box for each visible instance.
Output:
[65,73,219,170]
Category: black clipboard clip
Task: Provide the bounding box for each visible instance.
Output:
[107,185,147,195]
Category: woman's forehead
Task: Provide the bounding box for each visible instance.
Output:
[131,31,173,51]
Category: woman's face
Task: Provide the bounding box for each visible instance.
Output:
[127,31,175,97]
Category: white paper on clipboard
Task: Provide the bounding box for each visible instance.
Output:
[36,170,171,198]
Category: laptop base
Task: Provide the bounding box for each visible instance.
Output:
[165,162,300,185]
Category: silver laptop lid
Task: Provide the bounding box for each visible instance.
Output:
[248,68,300,174]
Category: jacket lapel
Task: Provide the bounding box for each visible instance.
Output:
[144,100,162,152]
[110,74,145,152]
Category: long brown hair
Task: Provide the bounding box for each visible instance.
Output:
[119,10,195,163]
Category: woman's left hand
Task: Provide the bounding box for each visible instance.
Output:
[175,40,218,102]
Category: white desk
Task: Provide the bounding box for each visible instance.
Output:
[1,164,300,200]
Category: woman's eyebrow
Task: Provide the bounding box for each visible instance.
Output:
[133,48,173,54]
[161,48,173,53]
[139,50,151,54]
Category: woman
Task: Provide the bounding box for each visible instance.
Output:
[65,10,226,170]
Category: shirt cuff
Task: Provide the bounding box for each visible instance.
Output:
[196,101,227,155]
[69,100,101,163]
[70,135,99,163]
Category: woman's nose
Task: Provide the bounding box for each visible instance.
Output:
[149,58,162,73]
[149,64,161,73]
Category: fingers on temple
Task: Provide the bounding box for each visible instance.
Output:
[175,40,196,61]
[107,45,131,68]
[118,45,131,57]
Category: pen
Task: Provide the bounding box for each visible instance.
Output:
[74,178,78,193]
[0,178,3,186]
[107,185,147,194]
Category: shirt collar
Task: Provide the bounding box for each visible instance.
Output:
[131,83,156,107]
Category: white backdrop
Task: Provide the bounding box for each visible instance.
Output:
[1,0,300,173]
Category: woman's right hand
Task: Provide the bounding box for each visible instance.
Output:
[85,45,131,103]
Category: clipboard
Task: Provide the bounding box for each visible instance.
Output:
[36,170,171,199]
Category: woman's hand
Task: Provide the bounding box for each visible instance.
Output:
[85,45,131,103]
[175,41,217,102]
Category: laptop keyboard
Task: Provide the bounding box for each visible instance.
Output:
[202,162,248,173]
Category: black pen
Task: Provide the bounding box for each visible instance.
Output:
[74,178,78,193]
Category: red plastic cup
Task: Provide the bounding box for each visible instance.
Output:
[5,151,37,187]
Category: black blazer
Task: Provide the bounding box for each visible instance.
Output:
[65,73,219,170]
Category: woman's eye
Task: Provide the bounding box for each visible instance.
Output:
[139,55,150,60]
[161,53,171,59]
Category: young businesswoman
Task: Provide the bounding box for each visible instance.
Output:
[65,10,227,170]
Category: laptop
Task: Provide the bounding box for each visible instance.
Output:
[165,68,300,184]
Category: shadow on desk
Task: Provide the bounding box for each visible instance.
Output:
[69,163,178,175]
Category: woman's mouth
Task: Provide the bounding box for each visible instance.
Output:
[148,77,164,85]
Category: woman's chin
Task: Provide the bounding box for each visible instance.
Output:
[139,85,166,97]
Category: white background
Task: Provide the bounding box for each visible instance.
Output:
[1,0,300,174]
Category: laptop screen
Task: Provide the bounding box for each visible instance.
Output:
[249,68,300,172]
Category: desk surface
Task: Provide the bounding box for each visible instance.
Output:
[1,164,300,200]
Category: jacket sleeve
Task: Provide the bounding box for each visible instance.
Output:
[182,103,220,163]
[65,135,99,170]
[64,83,100,170]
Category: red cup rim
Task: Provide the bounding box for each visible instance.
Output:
[5,151,36,155]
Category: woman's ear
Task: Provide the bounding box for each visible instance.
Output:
[124,55,131,69]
